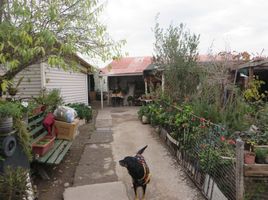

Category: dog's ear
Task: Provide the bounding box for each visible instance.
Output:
[137,145,148,155]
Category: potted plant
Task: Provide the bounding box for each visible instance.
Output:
[32,135,55,156]
[244,151,256,164]
[127,96,133,106]
[255,147,268,164]
[33,89,63,113]
[7,77,24,96]
[0,101,21,134]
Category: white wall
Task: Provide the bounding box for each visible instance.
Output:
[14,64,42,98]
[94,73,108,92]
[44,63,88,105]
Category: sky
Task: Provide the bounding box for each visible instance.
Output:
[99,0,268,64]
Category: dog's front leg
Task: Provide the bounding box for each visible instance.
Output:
[142,184,147,200]
[133,184,138,200]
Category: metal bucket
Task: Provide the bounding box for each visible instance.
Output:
[0,117,13,134]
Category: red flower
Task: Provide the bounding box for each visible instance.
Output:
[220,136,225,142]
[200,118,205,122]
[191,117,195,121]
[228,139,236,145]
[200,125,206,129]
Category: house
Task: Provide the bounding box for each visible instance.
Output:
[99,56,152,105]
[0,55,93,105]
[231,59,268,93]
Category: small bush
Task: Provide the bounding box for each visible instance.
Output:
[0,167,30,200]
[66,103,92,122]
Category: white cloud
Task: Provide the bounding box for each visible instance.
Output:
[98,0,268,66]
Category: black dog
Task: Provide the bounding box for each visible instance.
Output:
[119,145,151,200]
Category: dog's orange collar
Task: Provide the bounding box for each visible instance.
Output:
[136,154,151,185]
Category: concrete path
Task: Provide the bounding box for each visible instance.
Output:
[111,107,204,200]
[64,107,204,200]
[64,181,127,200]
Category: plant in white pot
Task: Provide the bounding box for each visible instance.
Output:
[0,101,21,134]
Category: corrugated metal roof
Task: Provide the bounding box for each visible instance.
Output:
[101,56,152,76]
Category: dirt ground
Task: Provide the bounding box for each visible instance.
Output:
[33,110,97,200]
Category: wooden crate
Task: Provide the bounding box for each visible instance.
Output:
[54,119,79,141]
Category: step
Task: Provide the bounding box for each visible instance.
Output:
[64,181,128,200]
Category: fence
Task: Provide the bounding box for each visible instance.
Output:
[143,101,268,200]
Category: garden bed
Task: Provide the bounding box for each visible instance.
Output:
[244,164,268,177]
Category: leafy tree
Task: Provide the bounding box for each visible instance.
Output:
[0,0,124,92]
[153,16,200,102]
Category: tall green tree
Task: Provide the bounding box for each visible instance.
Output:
[153,16,200,102]
[0,0,124,91]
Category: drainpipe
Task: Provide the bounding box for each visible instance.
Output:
[100,75,103,109]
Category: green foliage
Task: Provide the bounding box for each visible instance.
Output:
[127,96,133,101]
[137,105,150,119]
[7,76,24,95]
[14,118,32,161]
[192,74,252,133]
[241,131,268,146]
[153,15,201,102]
[0,0,125,86]
[34,89,63,112]
[0,167,30,200]
[243,77,267,102]
[254,103,268,131]
[245,182,267,200]
[0,100,21,118]
[199,145,221,173]
[222,94,252,133]
[66,103,92,122]
[255,147,268,162]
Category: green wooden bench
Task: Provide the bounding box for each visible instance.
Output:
[28,113,73,178]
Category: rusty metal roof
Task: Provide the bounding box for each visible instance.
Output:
[101,56,152,76]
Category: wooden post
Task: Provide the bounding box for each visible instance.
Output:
[100,76,103,109]
[161,72,165,92]
[144,79,148,95]
[107,76,110,106]
[236,138,244,200]
[249,67,254,82]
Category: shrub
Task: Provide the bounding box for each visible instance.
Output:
[34,89,64,112]
[0,101,21,118]
[66,103,92,122]
[0,167,30,200]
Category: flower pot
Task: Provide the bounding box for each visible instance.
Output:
[255,146,268,164]
[142,115,149,124]
[32,135,55,156]
[244,151,255,164]
[0,117,13,134]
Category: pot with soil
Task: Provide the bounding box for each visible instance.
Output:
[255,146,268,164]
[0,117,13,134]
[244,151,256,164]
[0,102,20,134]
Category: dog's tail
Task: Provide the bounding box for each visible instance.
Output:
[137,145,148,155]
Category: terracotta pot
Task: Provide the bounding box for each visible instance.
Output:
[244,151,255,164]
